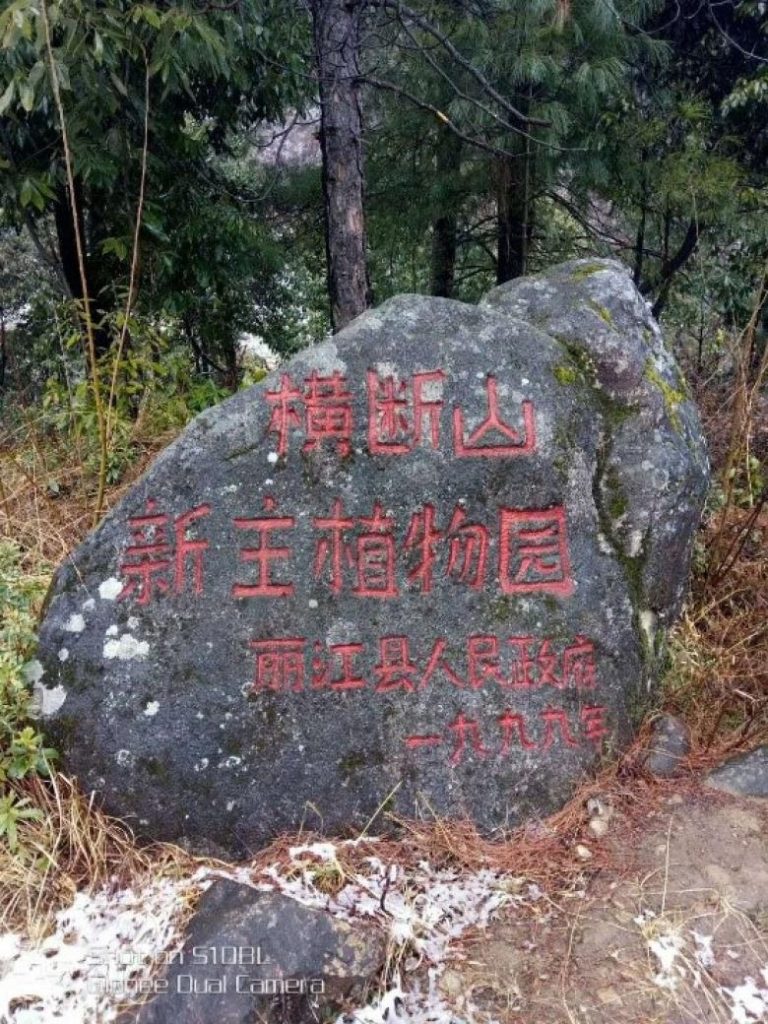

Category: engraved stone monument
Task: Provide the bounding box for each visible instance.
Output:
[35,259,709,856]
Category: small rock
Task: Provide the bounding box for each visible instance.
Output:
[575,844,593,861]
[134,880,386,1024]
[645,714,691,777]
[704,746,768,798]
[586,796,613,820]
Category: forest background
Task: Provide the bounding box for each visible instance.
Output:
[0,0,766,865]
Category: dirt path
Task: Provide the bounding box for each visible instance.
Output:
[434,791,768,1024]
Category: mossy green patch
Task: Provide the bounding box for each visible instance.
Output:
[604,466,628,521]
[587,299,615,327]
[571,262,607,280]
[553,364,579,386]
[644,359,685,432]
[490,596,512,623]
[225,442,261,461]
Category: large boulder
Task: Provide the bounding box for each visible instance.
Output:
[34,259,709,856]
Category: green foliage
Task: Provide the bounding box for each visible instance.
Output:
[0,541,56,796]
[40,308,231,484]
[0,792,42,853]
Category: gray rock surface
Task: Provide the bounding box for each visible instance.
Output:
[704,746,768,797]
[645,713,691,777]
[35,259,709,855]
[132,880,385,1024]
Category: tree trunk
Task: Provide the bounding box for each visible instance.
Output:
[54,180,112,356]
[312,0,371,332]
[54,181,84,303]
[0,309,7,391]
[495,140,533,284]
[430,128,462,298]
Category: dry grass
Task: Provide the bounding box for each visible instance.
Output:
[0,774,152,939]
[0,409,176,567]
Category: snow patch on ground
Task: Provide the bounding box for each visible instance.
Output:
[0,843,517,1024]
[0,880,195,1023]
[640,911,768,1023]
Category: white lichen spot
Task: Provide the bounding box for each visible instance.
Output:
[23,659,45,685]
[82,598,96,612]
[628,529,644,558]
[194,758,209,772]
[143,701,160,717]
[375,361,397,378]
[308,598,319,609]
[420,375,444,402]
[226,800,235,812]
[220,756,242,769]
[34,683,68,717]
[597,531,614,556]
[267,451,279,465]
[99,577,123,601]
[58,648,69,663]
[103,634,150,661]
[64,613,86,633]
[115,749,134,768]
[105,625,119,637]
[264,478,274,486]
[127,617,139,630]
[640,610,657,666]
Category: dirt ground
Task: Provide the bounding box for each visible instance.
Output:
[436,789,768,1024]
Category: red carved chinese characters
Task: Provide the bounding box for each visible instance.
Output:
[498,710,536,753]
[312,642,366,691]
[448,712,489,765]
[404,704,609,762]
[453,376,536,457]
[403,503,490,593]
[266,372,353,457]
[563,636,597,690]
[119,499,211,605]
[313,500,398,599]
[246,633,598,695]
[539,707,579,750]
[303,371,353,457]
[118,364,608,782]
[446,507,489,589]
[366,370,445,454]
[265,375,303,457]
[250,639,305,693]
[268,368,540,461]
[499,506,574,597]
[232,497,295,598]
[374,636,419,692]
[403,504,442,593]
